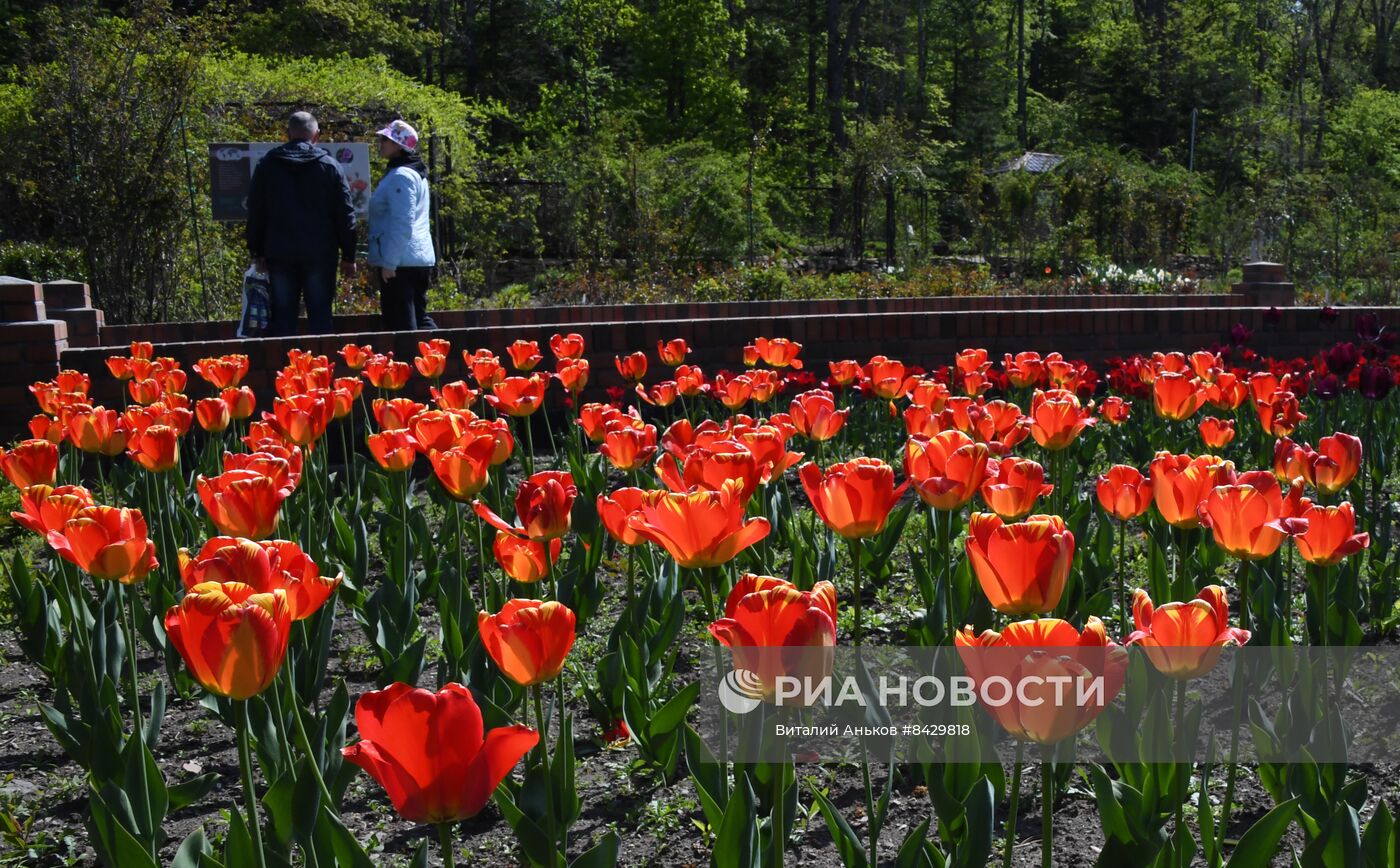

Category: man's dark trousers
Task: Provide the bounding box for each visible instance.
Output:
[267,259,336,336]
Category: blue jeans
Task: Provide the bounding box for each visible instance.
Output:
[267,259,335,336]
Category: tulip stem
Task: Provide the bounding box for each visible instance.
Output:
[1003,739,1024,868]
[285,671,335,806]
[1175,678,1188,860]
[1217,649,1246,849]
[531,684,559,861]
[851,537,865,644]
[237,699,270,868]
[438,821,457,868]
[122,584,155,860]
[1117,520,1129,637]
[1040,749,1053,868]
[522,416,536,477]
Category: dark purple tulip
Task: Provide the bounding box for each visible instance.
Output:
[1324,342,1362,376]
[1313,374,1342,401]
[1356,313,1382,343]
[1359,364,1394,401]
[1320,306,1340,324]
[1230,323,1253,346]
[1264,307,1283,325]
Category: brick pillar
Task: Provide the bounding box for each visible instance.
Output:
[43,279,105,348]
[1231,261,1296,307]
[0,276,70,430]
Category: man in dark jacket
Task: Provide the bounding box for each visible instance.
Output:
[246,111,356,336]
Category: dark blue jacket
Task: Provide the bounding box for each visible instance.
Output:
[245,141,356,264]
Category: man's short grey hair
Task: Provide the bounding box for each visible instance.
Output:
[287,111,319,140]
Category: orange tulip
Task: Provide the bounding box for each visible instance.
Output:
[615,351,648,383]
[420,338,451,357]
[68,406,129,456]
[1198,470,1306,559]
[1309,432,1361,495]
[675,364,706,397]
[597,487,648,547]
[599,422,658,472]
[1248,371,1282,404]
[374,397,428,431]
[1151,372,1205,421]
[477,599,577,686]
[225,449,301,494]
[127,424,179,472]
[789,389,849,441]
[657,441,761,502]
[271,393,332,447]
[550,332,586,360]
[165,581,290,699]
[11,484,95,537]
[0,439,57,487]
[472,417,514,465]
[1126,586,1250,679]
[965,512,1074,615]
[341,682,538,824]
[1099,396,1131,425]
[368,428,419,472]
[410,409,470,453]
[800,458,909,539]
[180,537,340,621]
[465,349,505,389]
[196,397,231,433]
[905,431,990,510]
[828,360,861,388]
[658,338,689,366]
[1149,451,1232,529]
[908,378,950,412]
[429,437,497,501]
[432,380,478,412]
[556,358,590,395]
[1273,437,1310,483]
[476,470,576,542]
[626,479,771,569]
[955,618,1126,744]
[748,369,781,403]
[709,574,837,701]
[865,356,913,400]
[1294,501,1370,566]
[1096,465,1152,520]
[713,373,755,410]
[197,470,289,539]
[414,352,447,380]
[637,380,679,407]
[194,355,250,389]
[29,414,63,444]
[1029,389,1096,450]
[1198,416,1235,449]
[492,532,563,583]
[979,457,1053,520]
[1003,352,1045,389]
[364,355,412,390]
[47,505,158,583]
[733,425,804,484]
[752,337,803,369]
[222,386,257,420]
[340,343,374,370]
[506,340,543,372]
[487,375,548,417]
[1204,373,1248,411]
[106,355,134,381]
[1255,391,1305,437]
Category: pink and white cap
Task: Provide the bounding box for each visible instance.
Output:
[375,119,419,152]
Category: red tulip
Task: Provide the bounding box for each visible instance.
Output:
[1294,501,1369,566]
[475,470,576,542]
[709,574,837,701]
[905,431,990,510]
[506,340,543,372]
[615,351,648,384]
[11,484,95,537]
[965,512,1074,615]
[626,479,771,569]
[1198,470,1307,559]
[657,339,689,366]
[492,532,563,583]
[597,487,648,547]
[550,333,586,360]
[180,537,340,621]
[197,470,289,540]
[342,683,537,823]
[368,428,419,472]
[979,457,1052,520]
[487,375,548,417]
[789,389,849,441]
[1198,416,1235,449]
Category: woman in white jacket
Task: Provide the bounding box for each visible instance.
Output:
[368,119,437,330]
